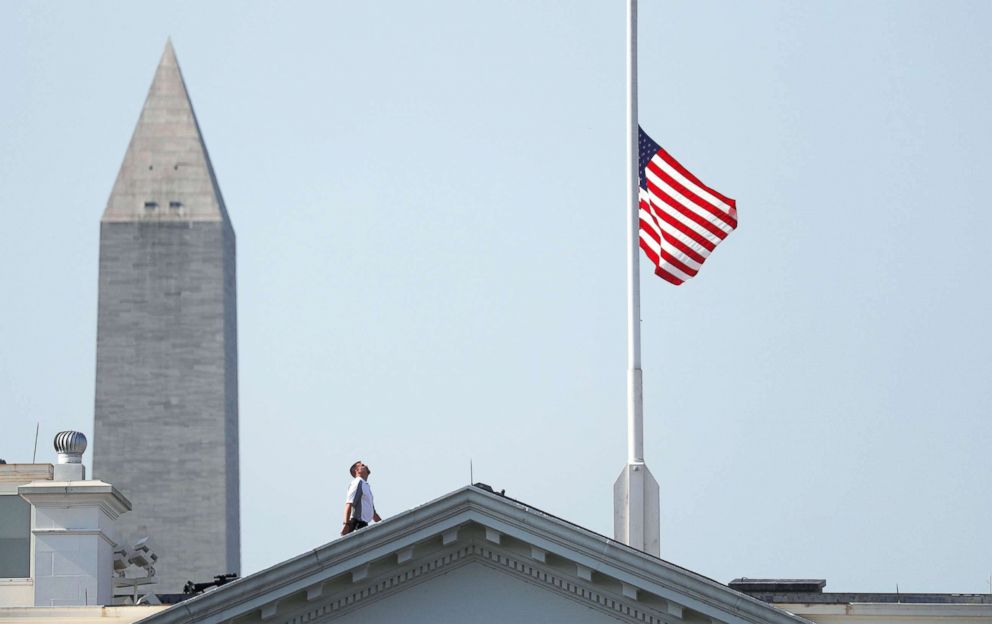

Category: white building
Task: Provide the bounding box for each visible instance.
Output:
[136,484,810,624]
[2,437,989,624]
[0,433,169,623]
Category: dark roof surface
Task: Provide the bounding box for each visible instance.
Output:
[749,592,992,605]
[730,578,992,604]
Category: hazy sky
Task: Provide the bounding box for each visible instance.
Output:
[2,1,990,594]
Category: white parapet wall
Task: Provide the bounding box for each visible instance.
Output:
[17,481,131,607]
[0,465,54,609]
[0,605,169,623]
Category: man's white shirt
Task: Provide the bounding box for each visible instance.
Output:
[345,477,375,523]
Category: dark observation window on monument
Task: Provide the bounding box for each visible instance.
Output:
[144,201,158,210]
[169,201,183,210]
[0,495,30,578]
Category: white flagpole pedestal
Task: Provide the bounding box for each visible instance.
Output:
[614,0,661,557]
[614,462,660,554]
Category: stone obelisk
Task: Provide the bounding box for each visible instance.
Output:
[93,40,239,593]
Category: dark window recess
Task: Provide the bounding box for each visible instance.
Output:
[0,495,30,578]
[169,201,183,210]
[144,201,158,210]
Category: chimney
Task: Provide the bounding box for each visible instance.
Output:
[17,431,132,606]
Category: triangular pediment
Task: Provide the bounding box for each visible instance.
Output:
[137,487,810,624]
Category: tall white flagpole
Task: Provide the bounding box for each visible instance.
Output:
[626,0,643,468]
[614,0,660,556]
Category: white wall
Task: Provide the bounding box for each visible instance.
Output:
[0,581,33,609]
[332,562,616,624]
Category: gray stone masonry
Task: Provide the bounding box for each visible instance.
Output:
[93,40,239,593]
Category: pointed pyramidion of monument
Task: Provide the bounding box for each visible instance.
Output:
[103,38,230,224]
[94,39,240,594]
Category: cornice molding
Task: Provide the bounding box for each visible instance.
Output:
[18,479,132,517]
[277,542,675,624]
[32,528,120,547]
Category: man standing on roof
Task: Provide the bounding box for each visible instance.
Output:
[341,460,381,535]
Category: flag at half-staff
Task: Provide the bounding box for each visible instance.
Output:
[638,126,738,285]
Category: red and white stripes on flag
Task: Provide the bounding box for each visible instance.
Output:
[638,127,737,285]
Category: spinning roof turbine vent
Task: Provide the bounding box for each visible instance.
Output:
[54,430,87,462]
[53,430,87,480]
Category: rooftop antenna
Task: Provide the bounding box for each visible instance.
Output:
[31,423,40,463]
[470,459,474,484]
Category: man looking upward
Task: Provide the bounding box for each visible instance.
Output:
[341,460,381,535]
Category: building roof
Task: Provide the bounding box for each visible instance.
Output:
[729,578,992,605]
[136,485,812,624]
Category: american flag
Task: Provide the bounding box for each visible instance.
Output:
[638,127,737,285]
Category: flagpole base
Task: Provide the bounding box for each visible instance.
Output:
[613,462,660,556]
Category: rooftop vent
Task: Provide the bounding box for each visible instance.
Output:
[54,430,87,463]
[53,430,87,480]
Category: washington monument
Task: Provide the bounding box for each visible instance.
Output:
[93,41,240,592]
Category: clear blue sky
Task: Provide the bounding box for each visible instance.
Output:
[2,1,990,593]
